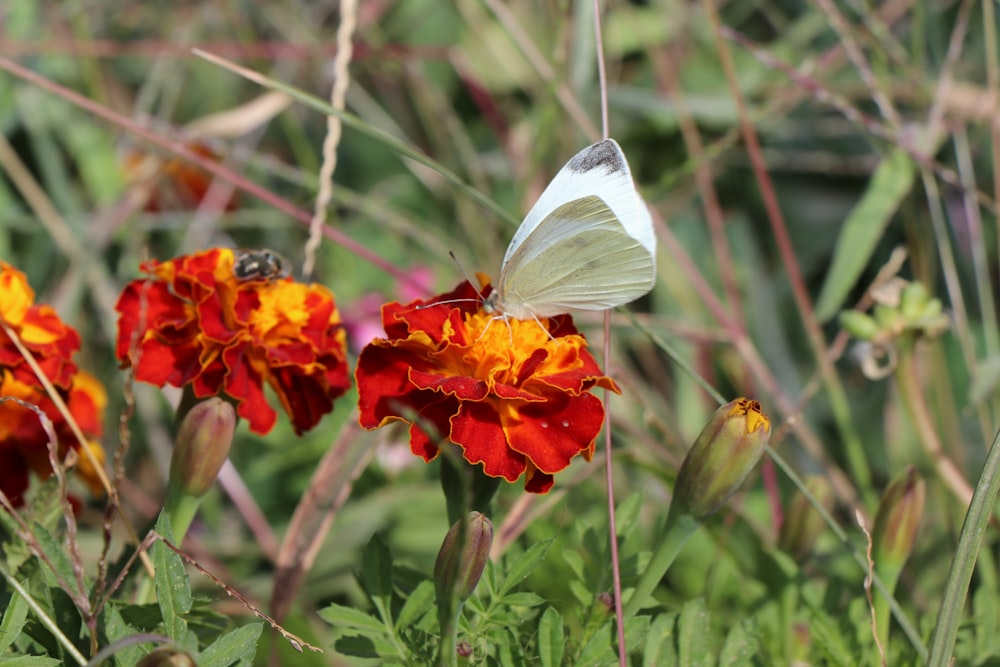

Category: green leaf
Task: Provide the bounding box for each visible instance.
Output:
[359,534,393,625]
[498,541,552,597]
[396,580,435,628]
[575,620,617,667]
[719,618,759,666]
[616,493,645,538]
[537,607,564,667]
[814,148,914,321]
[318,603,388,634]
[677,597,712,667]
[334,634,400,659]
[31,523,78,593]
[198,623,263,667]
[500,592,545,608]
[0,585,29,651]
[624,615,651,658]
[643,612,678,667]
[101,604,148,667]
[153,514,191,641]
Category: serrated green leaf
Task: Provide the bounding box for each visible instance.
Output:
[318,603,389,634]
[0,585,29,651]
[814,148,914,321]
[152,514,191,641]
[31,523,77,594]
[100,604,148,667]
[198,622,262,667]
[397,580,435,628]
[499,541,552,597]
[719,618,759,666]
[678,597,712,667]
[537,607,564,667]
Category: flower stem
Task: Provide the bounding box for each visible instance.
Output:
[622,510,701,617]
[436,601,461,667]
[893,342,973,506]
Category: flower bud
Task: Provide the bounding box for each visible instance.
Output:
[671,398,770,522]
[434,512,493,603]
[169,397,236,498]
[872,466,925,571]
[839,310,880,341]
[778,475,833,559]
[899,281,929,320]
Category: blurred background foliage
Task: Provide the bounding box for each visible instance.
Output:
[2,0,1000,663]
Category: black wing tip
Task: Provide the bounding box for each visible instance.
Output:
[568,139,626,175]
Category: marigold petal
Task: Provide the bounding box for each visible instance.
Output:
[449,401,527,483]
[0,263,34,325]
[220,343,277,434]
[501,392,605,473]
[74,440,107,497]
[67,372,107,438]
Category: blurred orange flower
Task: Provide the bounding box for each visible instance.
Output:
[115,248,350,435]
[124,142,239,212]
[355,280,617,493]
[0,262,107,506]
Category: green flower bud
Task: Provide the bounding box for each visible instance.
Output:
[839,310,881,341]
[169,397,236,498]
[873,303,905,333]
[137,649,196,667]
[778,475,833,559]
[434,512,493,603]
[672,398,771,522]
[872,466,925,572]
[899,282,930,320]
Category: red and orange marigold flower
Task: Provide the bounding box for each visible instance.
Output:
[0,262,107,507]
[356,280,618,493]
[115,248,350,435]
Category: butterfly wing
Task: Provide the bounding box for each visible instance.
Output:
[493,139,656,320]
[493,196,656,319]
[502,139,656,268]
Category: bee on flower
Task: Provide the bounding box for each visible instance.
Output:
[114,248,350,435]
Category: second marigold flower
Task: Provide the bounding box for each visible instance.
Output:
[355,280,618,494]
[115,248,350,435]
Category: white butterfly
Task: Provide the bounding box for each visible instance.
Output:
[485,139,657,321]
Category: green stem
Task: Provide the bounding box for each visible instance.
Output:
[162,484,202,547]
[894,341,973,507]
[436,600,462,667]
[622,510,701,617]
[927,428,1000,666]
[873,564,901,653]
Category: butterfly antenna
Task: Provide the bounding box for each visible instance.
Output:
[448,250,487,301]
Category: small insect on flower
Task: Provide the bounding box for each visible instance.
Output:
[232,249,291,281]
